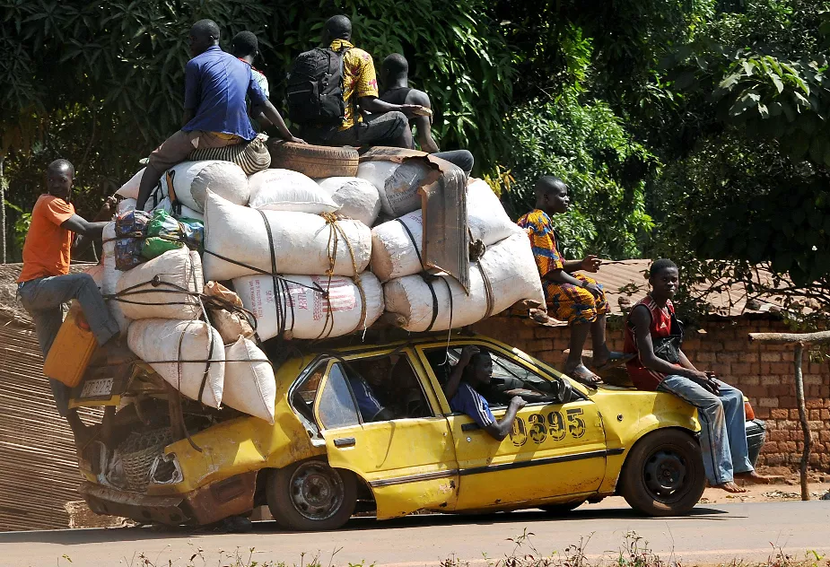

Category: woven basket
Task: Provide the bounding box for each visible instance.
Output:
[117,428,173,492]
[189,134,271,175]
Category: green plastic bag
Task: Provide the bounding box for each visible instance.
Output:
[141,209,184,260]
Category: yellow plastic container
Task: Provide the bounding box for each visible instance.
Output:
[43,301,98,388]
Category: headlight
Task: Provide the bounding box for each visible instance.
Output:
[148,453,183,485]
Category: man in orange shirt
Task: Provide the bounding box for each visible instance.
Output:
[17,159,120,435]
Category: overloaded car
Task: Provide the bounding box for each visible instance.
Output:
[72,333,764,530]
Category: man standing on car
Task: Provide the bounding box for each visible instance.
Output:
[296,15,426,148]
[444,346,526,440]
[624,259,772,492]
[17,159,120,441]
[136,19,303,210]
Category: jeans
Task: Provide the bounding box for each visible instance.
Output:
[433,150,474,176]
[658,375,754,485]
[301,111,410,147]
[18,273,120,416]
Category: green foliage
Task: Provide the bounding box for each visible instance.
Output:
[500,90,656,260]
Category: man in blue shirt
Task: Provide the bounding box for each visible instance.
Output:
[444,346,526,440]
[136,19,303,210]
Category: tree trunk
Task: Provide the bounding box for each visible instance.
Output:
[794,343,811,501]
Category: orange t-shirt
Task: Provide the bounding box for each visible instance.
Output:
[18,194,76,283]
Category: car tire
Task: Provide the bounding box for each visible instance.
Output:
[539,500,585,515]
[267,459,357,531]
[620,429,705,516]
[267,140,359,178]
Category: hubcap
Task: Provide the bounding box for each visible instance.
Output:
[643,449,687,498]
[289,462,344,521]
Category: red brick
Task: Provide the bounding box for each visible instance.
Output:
[770,409,789,419]
[806,398,826,409]
[760,352,782,362]
[780,396,797,407]
[768,430,789,442]
[754,407,770,419]
[695,352,716,363]
[759,397,779,408]
[741,375,760,385]
[770,362,792,374]
[761,442,779,453]
[731,362,751,375]
[716,352,741,363]
[725,339,748,351]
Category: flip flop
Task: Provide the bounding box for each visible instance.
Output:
[592,351,635,371]
[568,365,603,388]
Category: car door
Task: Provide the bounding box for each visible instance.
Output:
[317,349,460,519]
[417,342,608,511]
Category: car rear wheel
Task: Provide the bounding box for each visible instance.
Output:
[620,429,705,516]
[539,500,585,515]
[267,459,357,531]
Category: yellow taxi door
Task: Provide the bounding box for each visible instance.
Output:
[318,351,460,519]
[419,343,608,511]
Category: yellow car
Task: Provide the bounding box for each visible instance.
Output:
[73,333,708,530]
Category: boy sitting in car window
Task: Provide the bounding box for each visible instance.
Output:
[443,346,527,440]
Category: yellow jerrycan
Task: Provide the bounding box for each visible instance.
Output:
[43,301,99,388]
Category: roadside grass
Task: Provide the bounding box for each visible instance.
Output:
[53,532,829,567]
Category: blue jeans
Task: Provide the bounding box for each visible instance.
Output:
[18,273,120,416]
[658,375,754,485]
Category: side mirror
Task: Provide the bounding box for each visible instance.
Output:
[551,377,573,405]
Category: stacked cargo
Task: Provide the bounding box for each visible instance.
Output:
[96,141,544,422]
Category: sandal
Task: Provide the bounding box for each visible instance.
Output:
[592,351,635,371]
[567,365,603,388]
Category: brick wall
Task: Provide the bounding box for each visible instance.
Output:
[472,315,830,471]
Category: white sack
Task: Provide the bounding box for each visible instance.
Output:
[116,198,137,215]
[114,168,145,200]
[248,169,339,213]
[317,177,381,226]
[223,337,276,423]
[356,160,432,217]
[383,233,545,332]
[203,191,372,281]
[163,160,249,212]
[150,196,204,221]
[370,178,521,282]
[102,223,131,336]
[127,319,224,408]
[115,248,204,320]
[234,272,384,341]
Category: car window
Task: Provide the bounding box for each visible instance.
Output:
[425,346,560,409]
[317,363,361,430]
[343,354,433,422]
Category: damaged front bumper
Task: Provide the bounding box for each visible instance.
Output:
[80,470,257,526]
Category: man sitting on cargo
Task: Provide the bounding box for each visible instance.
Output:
[17,159,120,440]
[380,53,475,175]
[135,19,303,210]
[517,176,630,387]
[444,346,526,440]
[624,259,773,492]
[295,16,426,148]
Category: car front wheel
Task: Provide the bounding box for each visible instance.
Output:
[620,429,705,516]
[267,459,357,531]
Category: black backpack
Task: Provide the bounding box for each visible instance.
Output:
[286,46,349,125]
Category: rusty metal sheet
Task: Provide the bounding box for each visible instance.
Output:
[359,148,470,292]
[185,471,257,525]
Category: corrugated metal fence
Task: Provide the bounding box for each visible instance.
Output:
[0,321,97,531]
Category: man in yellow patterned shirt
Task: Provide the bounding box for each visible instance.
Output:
[300,16,426,147]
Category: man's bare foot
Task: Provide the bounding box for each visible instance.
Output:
[714,481,748,493]
[735,471,776,485]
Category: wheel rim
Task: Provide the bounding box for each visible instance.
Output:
[643,447,688,500]
[288,462,345,521]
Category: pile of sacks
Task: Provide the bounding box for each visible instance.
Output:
[95,148,544,423]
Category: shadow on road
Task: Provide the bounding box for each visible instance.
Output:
[0,505,731,544]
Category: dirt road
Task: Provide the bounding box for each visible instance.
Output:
[2,498,829,567]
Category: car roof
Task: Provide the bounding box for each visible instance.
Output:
[290,330,509,356]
